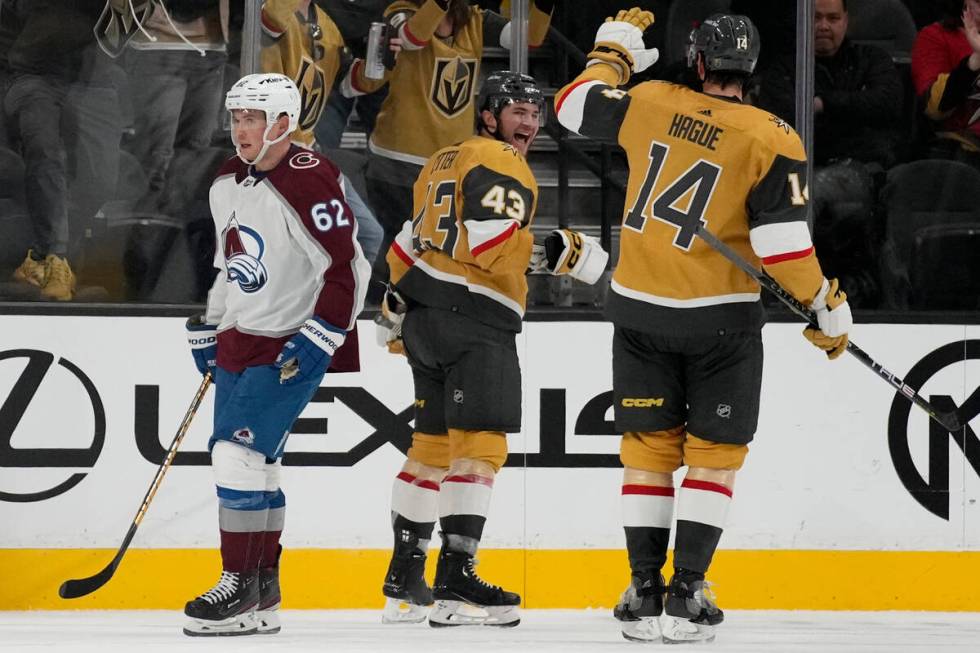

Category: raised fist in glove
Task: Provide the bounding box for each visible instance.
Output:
[186,316,217,377]
[529,229,609,285]
[276,316,346,384]
[588,7,659,85]
[803,277,851,360]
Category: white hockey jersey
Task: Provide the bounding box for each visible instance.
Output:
[206,146,370,372]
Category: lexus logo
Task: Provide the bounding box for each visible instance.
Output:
[888,340,980,520]
[0,349,105,502]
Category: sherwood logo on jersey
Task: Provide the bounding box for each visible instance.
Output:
[431,56,478,118]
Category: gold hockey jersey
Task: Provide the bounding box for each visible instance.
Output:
[261,0,345,147]
[555,65,825,337]
[347,0,551,165]
[386,135,538,332]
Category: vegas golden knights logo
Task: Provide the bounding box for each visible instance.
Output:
[296,58,327,132]
[430,57,478,118]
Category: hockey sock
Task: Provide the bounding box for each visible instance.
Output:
[438,472,493,555]
[217,486,269,572]
[673,478,732,574]
[622,482,674,576]
[391,471,440,552]
[261,488,285,567]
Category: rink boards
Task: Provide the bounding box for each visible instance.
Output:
[1,316,979,610]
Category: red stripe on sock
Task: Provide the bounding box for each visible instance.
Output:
[680,478,733,498]
[621,484,675,497]
[443,473,494,487]
[396,471,440,491]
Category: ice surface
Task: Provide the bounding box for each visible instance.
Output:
[1,609,978,652]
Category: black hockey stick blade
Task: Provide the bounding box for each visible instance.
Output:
[58,373,212,599]
[58,525,135,599]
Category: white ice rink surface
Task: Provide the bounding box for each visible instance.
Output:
[2,610,979,652]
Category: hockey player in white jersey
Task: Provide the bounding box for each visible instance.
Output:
[182,73,370,637]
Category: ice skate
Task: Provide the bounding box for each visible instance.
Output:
[428,549,520,628]
[256,564,281,634]
[661,572,724,644]
[183,570,259,637]
[382,531,433,624]
[613,571,666,642]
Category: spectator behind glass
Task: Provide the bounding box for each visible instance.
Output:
[115,0,229,215]
[313,0,389,148]
[811,0,903,308]
[339,0,554,301]
[911,0,980,166]
[1,0,123,301]
[260,0,385,264]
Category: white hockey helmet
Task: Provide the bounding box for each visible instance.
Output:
[225,73,301,164]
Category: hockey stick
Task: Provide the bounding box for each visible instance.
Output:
[59,372,213,599]
[694,224,963,433]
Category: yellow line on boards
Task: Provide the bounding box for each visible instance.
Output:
[3,549,979,611]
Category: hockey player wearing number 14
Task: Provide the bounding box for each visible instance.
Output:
[556,9,852,645]
[182,73,369,636]
[375,71,609,628]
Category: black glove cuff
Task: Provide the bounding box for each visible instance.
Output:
[543,232,563,269]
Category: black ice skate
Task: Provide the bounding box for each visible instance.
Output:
[256,564,281,634]
[661,571,724,644]
[613,571,666,642]
[382,530,433,624]
[429,549,520,628]
[183,569,259,637]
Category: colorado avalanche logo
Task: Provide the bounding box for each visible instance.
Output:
[223,213,269,293]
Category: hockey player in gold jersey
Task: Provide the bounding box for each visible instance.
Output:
[340,0,555,297]
[376,71,607,628]
[556,9,852,644]
[260,0,346,148]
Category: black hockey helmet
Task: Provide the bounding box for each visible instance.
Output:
[476,70,547,133]
[686,14,760,75]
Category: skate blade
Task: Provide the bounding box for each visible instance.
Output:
[661,615,716,644]
[382,597,431,624]
[183,612,258,637]
[256,605,281,634]
[428,600,520,628]
[621,616,663,643]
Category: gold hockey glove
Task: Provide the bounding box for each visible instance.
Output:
[587,8,658,85]
[803,278,851,360]
[536,229,609,285]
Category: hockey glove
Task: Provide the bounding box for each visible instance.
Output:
[535,229,609,285]
[803,277,851,360]
[587,7,658,85]
[276,317,347,384]
[374,286,407,356]
[185,316,217,377]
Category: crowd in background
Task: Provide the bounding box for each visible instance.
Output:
[0,0,977,310]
